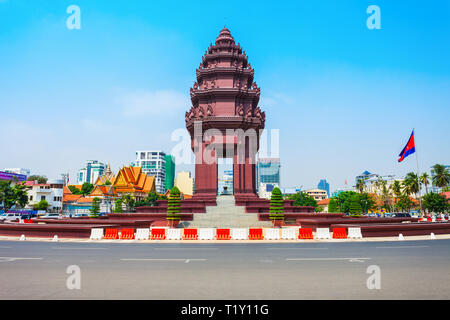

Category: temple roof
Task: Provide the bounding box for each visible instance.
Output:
[215,27,234,44]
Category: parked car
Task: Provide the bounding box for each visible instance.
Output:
[40,213,62,219]
[393,213,411,218]
[0,213,22,221]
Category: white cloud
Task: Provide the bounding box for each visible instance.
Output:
[118,89,189,117]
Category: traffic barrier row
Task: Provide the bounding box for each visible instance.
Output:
[89,227,364,241]
[183,228,198,240]
[332,228,347,239]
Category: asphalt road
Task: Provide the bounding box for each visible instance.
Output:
[0,240,449,299]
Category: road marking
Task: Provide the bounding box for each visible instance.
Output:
[0,257,43,262]
[120,258,207,263]
[154,247,218,250]
[375,246,430,249]
[267,247,328,250]
[286,257,371,263]
[52,247,108,250]
[0,246,12,249]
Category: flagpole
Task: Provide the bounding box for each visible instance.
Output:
[413,128,423,216]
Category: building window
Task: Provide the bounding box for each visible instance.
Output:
[41,196,46,201]
[29,196,33,201]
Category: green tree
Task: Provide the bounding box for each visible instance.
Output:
[397,194,413,212]
[419,173,430,195]
[403,172,420,198]
[359,193,376,213]
[315,206,324,213]
[27,175,47,184]
[328,198,338,213]
[289,191,318,208]
[68,185,82,195]
[113,198,123,213]
[90,197,100,217]
[269,187,284,220]
[356,179,365,194]
[103,180,112,186]
[422,192,448,214]
[80,182,94,196]
[334,191,359,213]
[349,194,363,216]
[121,194,135,212]
[167,186,181,222]
[33,199,50,211]
[431,164,450,191]
[0,181,29,211]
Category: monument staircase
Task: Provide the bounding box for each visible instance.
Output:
[184,195,272,228]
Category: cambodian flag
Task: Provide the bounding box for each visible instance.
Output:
[398,130,415,162]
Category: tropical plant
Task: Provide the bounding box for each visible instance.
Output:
[403,172,420,198]
[359,193,377,214]
[90,197,100,217]
[121,194,135,212]
[422,192,449,214]
[0,181,29,211]
[33,199,50,211]
[166,186,181,222]
[269,187,284,221]
[419,173,430,195]
[80,182,95,196]
[391,180,403,212]
[431,164,450,191]
[26,175,47,184]
[356,179,365,194]
[328,198,338,213]
[349,194,363,216]
[289,191,318,208]
[396,194,413,212]
[68,185,82,195]
[113,198,123,213]
[315,206,324,213]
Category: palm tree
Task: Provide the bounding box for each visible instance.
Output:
[391,180,402,212]
[431,164,450,192]
[419,173,430,195]
[356,179,365,193]
[403,172,420,198]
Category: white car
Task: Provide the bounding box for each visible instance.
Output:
[40,213,62,219]
[0,213,22,221]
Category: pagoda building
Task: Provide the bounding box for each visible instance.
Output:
[111,166,155,201]
[186,27,265,202]
[95,163,115,185]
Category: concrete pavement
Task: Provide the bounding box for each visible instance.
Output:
[0,239,449,299]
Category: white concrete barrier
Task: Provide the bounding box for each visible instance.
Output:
[315,228,331,240]
[347,227,363,239]
[398,233,405,240]
[430,232,436,240]
[281,228,297,240]
[231,228,248,240]
[89,228,104,240]
[52,235,59,242]
[265,228,280,240]
[166,228,182,240]
[198,228,216,240]
[135,228,150,240]
[19,234,26,241]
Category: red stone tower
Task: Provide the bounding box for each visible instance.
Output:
[186,28,265,202]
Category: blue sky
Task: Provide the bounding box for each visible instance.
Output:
[0,0,449,191]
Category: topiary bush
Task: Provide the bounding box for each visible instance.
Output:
[167,186,182,222]
[269,187,284,221]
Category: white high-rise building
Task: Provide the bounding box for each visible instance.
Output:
[77,160,105,184]
[134,151,166,194]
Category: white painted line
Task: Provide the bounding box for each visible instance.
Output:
[0,257,43,262]
[0,246,12,249]
[154,247,218,250]
[52,247,108,250]
[375,246,430,249]
[267,247,328,250]
[120,258,207,262]
[286,257,371,263]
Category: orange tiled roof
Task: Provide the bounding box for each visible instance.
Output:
[63,194,83,202]
[76,197,94,203]
[317,198,330,206]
